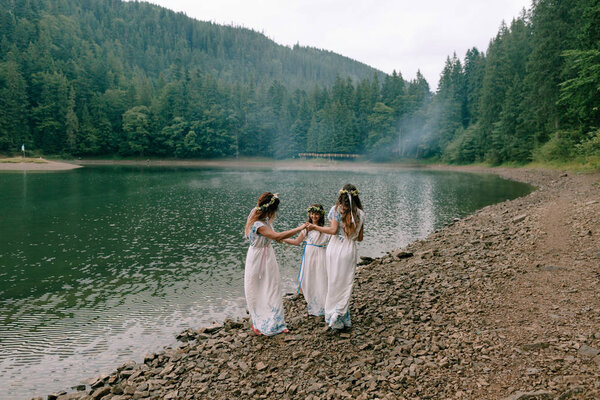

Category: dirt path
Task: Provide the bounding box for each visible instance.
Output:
[43,167,600,400]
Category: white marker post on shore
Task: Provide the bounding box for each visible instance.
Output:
[21,144,25,158]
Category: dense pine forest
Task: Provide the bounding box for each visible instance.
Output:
[426,0,600,165]
[0,0,598,164]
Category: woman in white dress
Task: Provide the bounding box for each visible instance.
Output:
[284,204,329,316]
[244,192,308,336]
[309,184,364,330]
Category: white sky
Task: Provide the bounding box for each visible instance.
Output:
[143,0,531,90]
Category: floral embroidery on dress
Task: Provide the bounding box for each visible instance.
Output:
[328,206,364,241]
[305,229,325,245]
[326,310,351,329]
[307,295,325,316]
[256,305,287,335]
[247,220,272,247]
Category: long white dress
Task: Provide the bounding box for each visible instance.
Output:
[297,229,329,316]
[244,219,287,335]
[324,205,365,329]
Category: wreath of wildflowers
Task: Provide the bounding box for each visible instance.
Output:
[339,188,360,196]
[306,206,325,216]
[255,193,278,212]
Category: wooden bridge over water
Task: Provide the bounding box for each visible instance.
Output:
[298,153,361,160]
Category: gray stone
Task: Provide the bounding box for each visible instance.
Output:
[557,386,584,400]
[390,249,414,259]
[123,385,136,395]
[525,368,539,375]
[503,391,553,400]
[578,344,600,357]
[117,360,136,371]
[90,376,107,389]
[133,390,150,399]
[111,384,124,395]
[538,265,564,272]
[512,214,527,224]
[255,361,267,371]
[56,393,85,400]
[203,323,223,334]
[358,256,374,266]
[91,386,111,400]
[522,342,550,351]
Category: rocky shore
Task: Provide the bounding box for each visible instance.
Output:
[41,167,600,400]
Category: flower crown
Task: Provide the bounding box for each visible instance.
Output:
[255,193,278,212]
[339,188,360,196]
[306,206,325,215]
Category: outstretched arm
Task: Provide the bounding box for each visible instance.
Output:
[309,219,338,235]
[258,223,309,242]
[283,230,306,246]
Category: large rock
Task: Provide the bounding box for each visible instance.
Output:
[512,214,527,224]
[255,361,267,371]
[503,391,553,400]
[578,344,599,357]
[56,394,86,400]
[91,386,111,400]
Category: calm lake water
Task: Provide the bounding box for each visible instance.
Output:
[0,165,532,398]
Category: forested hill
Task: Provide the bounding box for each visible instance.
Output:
[1,0,407,158]
[0,0,383,88]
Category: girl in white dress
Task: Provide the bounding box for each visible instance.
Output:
[309,184,364,330]
[283,204,329,316]
[244,192,308,336]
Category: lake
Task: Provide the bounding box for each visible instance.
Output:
[0,165,532,398]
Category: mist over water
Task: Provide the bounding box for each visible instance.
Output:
[0,166,532,399]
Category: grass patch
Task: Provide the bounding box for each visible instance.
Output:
[522,158,600,173]
[426,157,600,173]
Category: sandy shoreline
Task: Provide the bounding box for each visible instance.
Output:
[0,159,81,171]
[38,166,600,400]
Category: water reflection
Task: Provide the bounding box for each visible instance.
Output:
[0,166,532,399]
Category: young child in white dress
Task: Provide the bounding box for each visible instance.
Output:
[308,184,364,330]
[284,204,329,316]
[244,192,308,336]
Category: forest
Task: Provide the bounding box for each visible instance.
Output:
[0,0,598,164]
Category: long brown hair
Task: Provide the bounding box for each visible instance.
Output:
[337,184,362,237]
[306,203,325,226]
[245,192,280,236]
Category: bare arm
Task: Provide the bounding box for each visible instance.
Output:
[283,230,306,246]
[309,219,338,235]
[258,223,308,242]
[357,224,364,242]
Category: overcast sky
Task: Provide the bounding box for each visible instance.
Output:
[144,0,531,90]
